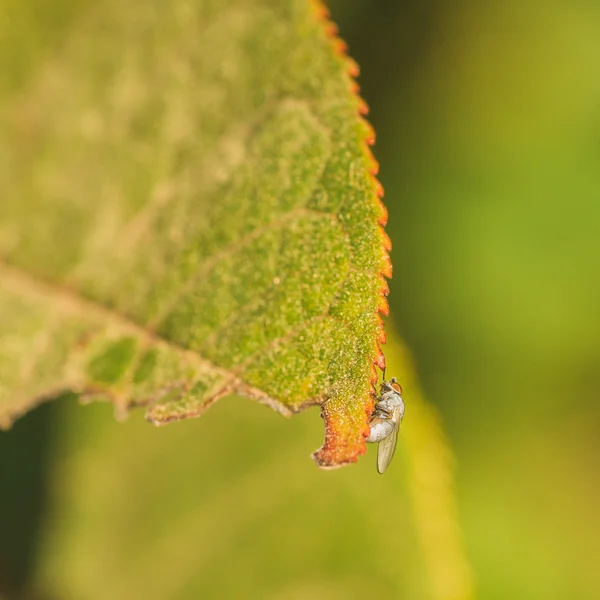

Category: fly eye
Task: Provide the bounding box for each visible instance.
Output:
[391,381,402,394]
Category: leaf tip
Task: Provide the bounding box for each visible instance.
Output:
[374,346,386,371]
[369,156,380,176]
[349,59,361,79]
[377,199,388,225]
[358,97,369,115]
[311,401,370,469]
[381,253,393,279]
[378,295,390,318]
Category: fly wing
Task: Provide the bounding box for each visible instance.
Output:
[377,422,399,474]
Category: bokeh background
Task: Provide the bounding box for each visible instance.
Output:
[329,0,600,598]
[1,0,599,599]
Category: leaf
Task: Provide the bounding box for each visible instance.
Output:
[0,0,390,467]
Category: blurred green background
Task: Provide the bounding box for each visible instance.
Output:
[329,0,600,598]
[1,0,599,599]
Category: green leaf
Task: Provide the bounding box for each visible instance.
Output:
[0,0,390,467]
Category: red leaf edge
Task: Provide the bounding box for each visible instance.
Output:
[310,0,392,468]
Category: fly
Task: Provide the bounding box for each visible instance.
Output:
[366,373,405,474]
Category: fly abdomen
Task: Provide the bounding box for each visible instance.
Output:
[366,418,395,443]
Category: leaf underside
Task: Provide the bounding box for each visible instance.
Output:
[0,0,390,467]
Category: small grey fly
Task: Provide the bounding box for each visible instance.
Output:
[366,375,405,473]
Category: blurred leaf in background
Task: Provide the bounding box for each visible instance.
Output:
[329,0,600,598]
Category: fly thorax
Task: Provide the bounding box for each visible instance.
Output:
[379,393,404,422]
